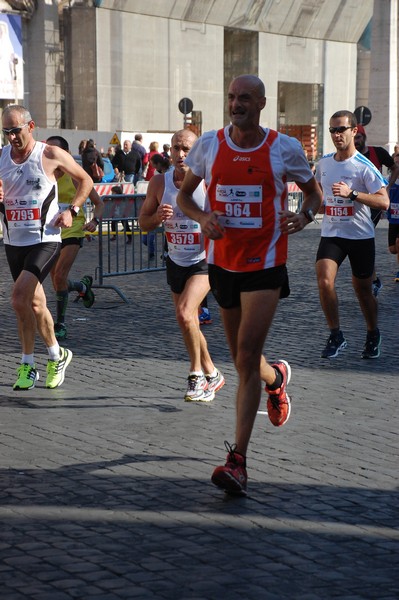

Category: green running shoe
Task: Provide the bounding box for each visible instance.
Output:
[79,275,95,308]
[54,322,67,340]
[46,347,73,389]
[13,364,39,390]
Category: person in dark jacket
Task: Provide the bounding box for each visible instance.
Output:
[112,140,141,183]
[81,139,104,183]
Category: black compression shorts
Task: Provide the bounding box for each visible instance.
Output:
[5,242,61,283]
[316,236,375,279]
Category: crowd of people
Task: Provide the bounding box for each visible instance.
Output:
[78,135,172,186]
[1,74,398,497]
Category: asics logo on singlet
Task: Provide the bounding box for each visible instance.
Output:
[233,156,251,162]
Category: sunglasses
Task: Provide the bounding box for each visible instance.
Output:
[2,123,30,136]
[329,126,353,134]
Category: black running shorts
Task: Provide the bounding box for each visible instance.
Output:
[166,256,208,294]
[208,264,290,309]
[316,236,375,279]
[5,242,61,283]
[61,237,84,249]
[388,223,399,247]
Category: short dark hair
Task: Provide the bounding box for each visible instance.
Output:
[111,185,123,194]
[46,135,69,152]
[330,110,357,128]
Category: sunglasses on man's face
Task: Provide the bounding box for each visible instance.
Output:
[2,123,30,136]
[329,126,353,134]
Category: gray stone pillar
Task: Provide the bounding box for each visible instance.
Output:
[367,0,398,151]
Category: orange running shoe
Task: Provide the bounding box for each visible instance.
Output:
[211,441,247,496]
[266,360,291,427]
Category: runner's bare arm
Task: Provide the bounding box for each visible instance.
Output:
[138,175,171,231]
[177,169,225,239]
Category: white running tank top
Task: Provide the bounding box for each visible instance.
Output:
[161,169,206,267]
[0,141,61,246]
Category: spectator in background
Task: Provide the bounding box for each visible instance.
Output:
[109,184,132,244]
[143,141,160,181]
[107,146,116,160]
[112,139,141,184]
[81,139,104,183]
[151,153,171,175]
[78,139,87,155]
[132,134,146,184]
[162,143,172,165]
[143,153,171,255]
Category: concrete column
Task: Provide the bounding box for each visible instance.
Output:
[367,0,398,150]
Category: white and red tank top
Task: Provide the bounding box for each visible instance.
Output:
[161,168,206,267]
[0,141,61,246]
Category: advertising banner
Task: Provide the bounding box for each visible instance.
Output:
[0,14,23,100]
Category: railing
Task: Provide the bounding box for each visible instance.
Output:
[89,194,166,303]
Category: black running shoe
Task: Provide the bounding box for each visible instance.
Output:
[361,330,381,359]
[321,332,347,358]
[79,275,95,308]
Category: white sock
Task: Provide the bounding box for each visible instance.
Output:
[206,368,218,378]
[47,343,60,361]
[189,370,203,377]
[22,354,35,366]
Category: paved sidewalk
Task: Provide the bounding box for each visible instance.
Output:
[0,223,398,600]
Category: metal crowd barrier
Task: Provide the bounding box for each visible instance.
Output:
[87,193,166,303]
[288,191,303,213]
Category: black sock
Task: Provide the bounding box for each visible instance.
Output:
[367,328,379,339]
[268,368,283,391]
[56,290,69,324]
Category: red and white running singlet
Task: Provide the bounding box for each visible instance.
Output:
[185,126,312,272]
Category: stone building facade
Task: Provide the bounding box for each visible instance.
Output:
[0,0,397,155]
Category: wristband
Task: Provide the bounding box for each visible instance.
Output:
[68,205,79,217]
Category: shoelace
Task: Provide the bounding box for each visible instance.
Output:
[187,375,202,391]
[18,365,36,380]
[268,391,284,411]
[224,441,239,464]
[224,441,246,468]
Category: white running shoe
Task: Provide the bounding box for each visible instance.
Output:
[184,374,215,402]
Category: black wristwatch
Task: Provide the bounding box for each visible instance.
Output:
[300,208,315,223]
[350,190,359,200]
[68,205,80,217]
